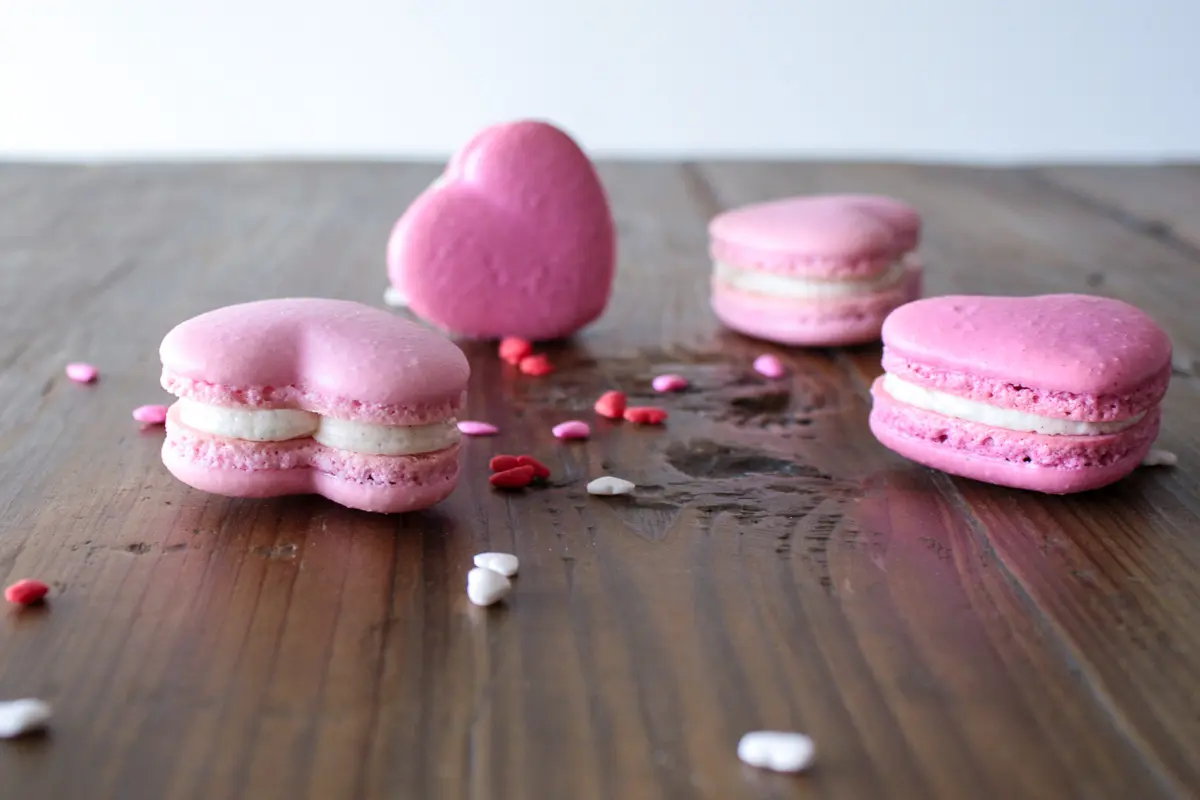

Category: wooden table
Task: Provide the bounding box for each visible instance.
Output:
[0,162,1198,799]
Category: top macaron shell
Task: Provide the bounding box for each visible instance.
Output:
[160,298,470,425]
[387,120,616,341]
[709,194,920,278]
[881,294,1172,419]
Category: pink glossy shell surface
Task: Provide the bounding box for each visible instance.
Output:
[160,298,469,425]
[387,120,616,341]
[709,194,920,277]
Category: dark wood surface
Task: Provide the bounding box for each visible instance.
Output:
[0,161,1197,800]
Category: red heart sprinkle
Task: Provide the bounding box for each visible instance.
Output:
[594,390,627,419]
[516,455,551,480]
[489,465,536,489]
[5,579,49,606]
[624,406,668,425]
[499,337,533,365]
[518,354,555,376]
[489,455,521,473]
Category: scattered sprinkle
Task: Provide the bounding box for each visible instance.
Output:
[737,731,815,773]
[1142,449,1178,467]
[474,552,519,577]
[0,699,51,739]
[467,567,512,606]
[754,354,786,379]
[586,476,636,496]
[552,421,591,440]
[4,580,49,606]
[65,362,98,383]
[624,407,668,425]
[516,455,551,480]
[499,337,534,366]
[383,286,409,308]
[594,390,627,420]
[518,354,555,376]
[458,421,499,436]
[489,454,521,473]
[132,404,169,425]
[652,374,689,392]
[489,465,536,490]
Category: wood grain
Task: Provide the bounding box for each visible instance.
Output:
[0,161,1196,799]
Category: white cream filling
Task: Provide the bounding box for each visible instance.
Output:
[882,374,1144,436]
[713,259,908,299]
[176,398,459,456]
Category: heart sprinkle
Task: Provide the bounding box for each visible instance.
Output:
[489,465,536,490]
[754,354,787,378]
[499,337,534,365]
[552,421,591,440]
[4,580,49,606]
[518,354,555,376]
[652,374,689,392]
[473,552,519,577]
[594,390,627,419]
[516,455,552,480]
[586,476,636,496]
[737,731,815,773]
[132,404,169,425]
[489,454,521,472]
[624,407,668,425]
[467,567,512,606]
[1141,449,1178,467]
[65,362,98,383]
[0,699,52,739]
[458,421,499,436]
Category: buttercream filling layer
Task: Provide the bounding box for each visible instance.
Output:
[713,260,909,299]
[882,374,1145,436]
[176,398,460,456]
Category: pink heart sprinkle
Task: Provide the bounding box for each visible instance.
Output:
[65,362,98,383]
[132,404,169,425]
[652,374,689,393]
[753,354,786,379]
[458,421,499,436]
[552,420,591,440]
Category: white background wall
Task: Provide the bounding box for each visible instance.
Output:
[2,0,1198,162]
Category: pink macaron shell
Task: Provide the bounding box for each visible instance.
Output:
[163,405,460,513]
[869,377,1158,493]
[711,261,921,346]
[822,194,922,252]
[387,120,616,341]
[708,194,919,279]
[160,298,469,426]
[881,294,1172,402]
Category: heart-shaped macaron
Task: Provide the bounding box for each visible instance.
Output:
[870,294,1172,493]
[387,120,616,341]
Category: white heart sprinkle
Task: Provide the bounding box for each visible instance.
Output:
[586,476,636,496]
[383,286,409,308]
[0,699,51,739]
[467,567,512,607]
[473,552,519,577]
[1141,449,1178,467]
[737,731,814,773]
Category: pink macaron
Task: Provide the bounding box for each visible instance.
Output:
[869,294,1171,494]
[387,120,616,341]
[159,298,469,513]
[709,194,923,346]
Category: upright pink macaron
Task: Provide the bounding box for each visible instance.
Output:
[387,120,616,341]
[869,294,1171,494]
[709,194,923,346]
[159,298,469,513]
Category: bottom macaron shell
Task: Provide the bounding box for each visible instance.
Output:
[869,377,1158,494]
[162,406,460,513]
[710,263,921,346]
